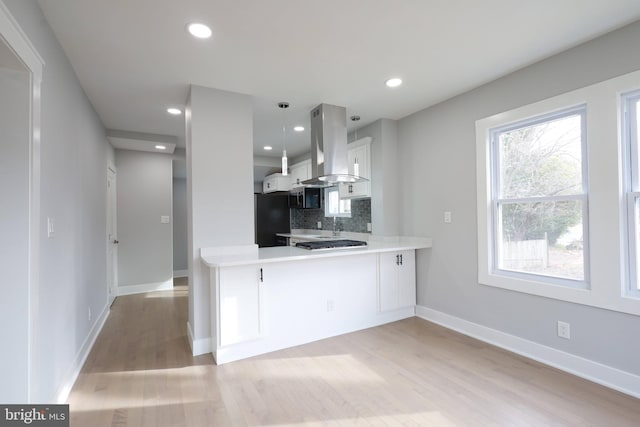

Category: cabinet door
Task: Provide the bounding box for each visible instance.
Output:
[263,176,275,193]
[264,174,291,193]
[378,252,398,312]
[289,164,304,188]
[397,250,416,308]
[219,265,262,346]
[290,160,311,188]
[339,144,371,199]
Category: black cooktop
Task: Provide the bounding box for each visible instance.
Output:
[296,239,367,250]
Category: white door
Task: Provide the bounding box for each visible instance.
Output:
[107,167,118,305]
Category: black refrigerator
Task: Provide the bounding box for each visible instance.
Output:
[254,193,291,247]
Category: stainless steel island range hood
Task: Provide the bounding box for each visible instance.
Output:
[302,103,368,187]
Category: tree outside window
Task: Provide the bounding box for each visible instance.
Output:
[492,107,588,282]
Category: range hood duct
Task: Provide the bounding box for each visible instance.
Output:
[302,103,368,187]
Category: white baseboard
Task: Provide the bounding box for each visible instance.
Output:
[55,303,110,403]
[117,280,173,296]
[415,305,640,399]
[173,269,188,278]
[187,321,212,356]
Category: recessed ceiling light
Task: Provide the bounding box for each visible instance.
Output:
[263,146,273,151]
[187,23,212,39]
[167,108,182,115]
[385,77,403,88]
[293,126,305,132]
[155,145,167,150]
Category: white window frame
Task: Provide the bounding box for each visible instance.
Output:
[324,186,351,218]
[476,69,640,316]
[622,90,640,298]
[489,106,590,288]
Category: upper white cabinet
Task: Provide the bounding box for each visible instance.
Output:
[339,137,372,199]
[263,173,291,193]
[289,159,312,189]
[378,250,416,312]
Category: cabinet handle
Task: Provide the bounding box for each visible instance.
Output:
[260,268,263,283]
[349,184,353,193]
[400,254,403,265]
[267,183,270,188]
[396,254,400,265]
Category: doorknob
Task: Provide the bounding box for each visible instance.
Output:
[113,239,119,244]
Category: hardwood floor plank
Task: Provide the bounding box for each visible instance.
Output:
[67,281,640,426]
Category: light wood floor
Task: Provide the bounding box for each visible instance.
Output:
[68,279,640,426]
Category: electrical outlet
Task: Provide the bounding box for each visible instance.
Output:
[557,321,571,339]
[367,222,372,232]
[444,211,452,223]
[317,221,322,229]
[326,299,335,312]
[88,307,92,322]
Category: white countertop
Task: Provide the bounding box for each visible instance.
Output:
[201,236,432,268]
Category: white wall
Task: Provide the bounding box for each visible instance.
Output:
[399,20,640,376]
[2,0,114,403]
[0,64,30,402]
[173,177,188,273]
[186,85,254,352]
[116,150,173,290]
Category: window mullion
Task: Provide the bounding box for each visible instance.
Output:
[496,194,586,204]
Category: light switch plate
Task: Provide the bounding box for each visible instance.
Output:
[367,222,372,232]
[161,215,170,224]
[47,217,55,238]
[444,211,452,223]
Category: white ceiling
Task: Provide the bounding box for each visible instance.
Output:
[107,130,177,154]
[38,0,640,163]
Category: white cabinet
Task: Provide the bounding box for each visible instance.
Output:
[378,250,416,312]
[263,173,291,193]
[289,159,312,189]
[218,265,264,346]
[339,137,371,199]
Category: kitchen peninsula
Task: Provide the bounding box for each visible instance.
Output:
[201,236,431,364]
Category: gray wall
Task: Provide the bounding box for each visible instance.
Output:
[350,119,401,236]
[0,65,30,402]
[116,150,173,287]
[173,177,188,273]
[398,21,640,375]
[3,0,114,402]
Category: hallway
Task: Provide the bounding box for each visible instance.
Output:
[67,280,640,426]
[67,278,217,425]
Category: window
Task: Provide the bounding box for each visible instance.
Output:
[623,90,640,295]
[490,106,589,286]
[477,69,640,315]
[324,187,350,217]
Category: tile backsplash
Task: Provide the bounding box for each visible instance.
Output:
[290,198,371,233]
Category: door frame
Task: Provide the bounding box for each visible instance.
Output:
[107,165,118,305]
[0,2,44,402]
